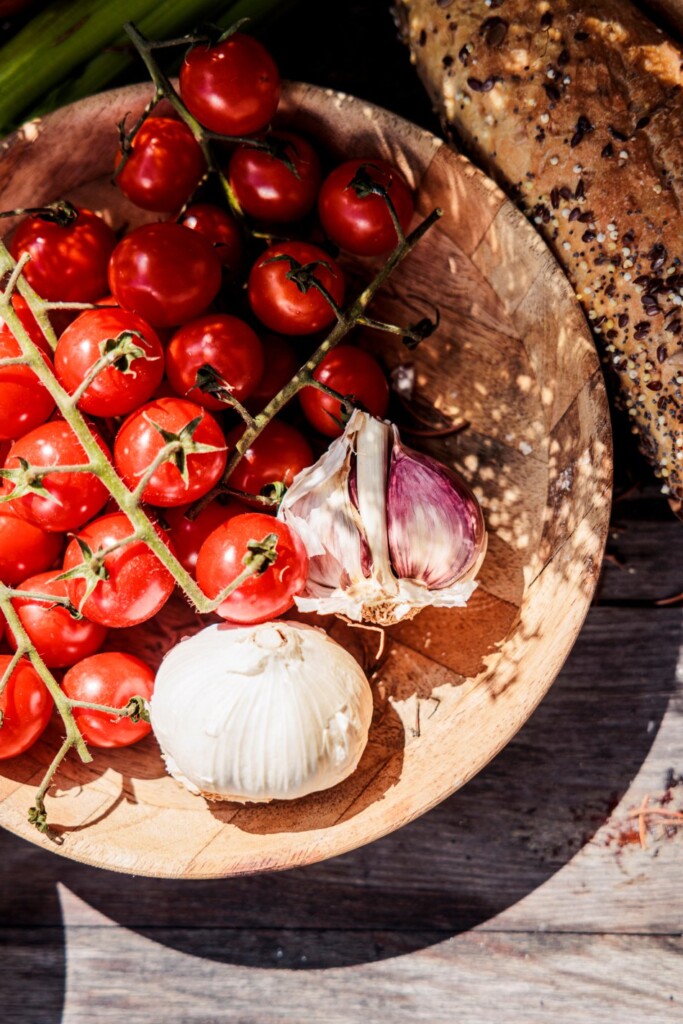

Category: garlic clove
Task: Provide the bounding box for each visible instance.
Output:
[279,410,487,626]
[387,427,486,590]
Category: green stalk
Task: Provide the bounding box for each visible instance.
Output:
[14,0,294,130]
[0,0,161,133]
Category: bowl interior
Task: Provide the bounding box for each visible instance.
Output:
[0,82,612,877]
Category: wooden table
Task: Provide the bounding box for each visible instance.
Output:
[1,2,682,1020]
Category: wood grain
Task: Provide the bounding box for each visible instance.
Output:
[0,82,611,876]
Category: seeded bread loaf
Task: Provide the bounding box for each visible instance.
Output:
[395,0,683,499]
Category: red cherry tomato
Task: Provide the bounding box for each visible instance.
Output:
[61,652,154,748]
[0,505,63,585]
[164,497,244,576]
[108,222,222,328]
[229,131,321,223]
[318,158,414,256]
[300,345,389,437]
[0,655,53,760]
[7,571,107,668]
[0,294,53,357]
[179,34,281,136]
[54,308,164,417]
[0,329,55,440]
[225,420,313,498]
[114,397,227,507]
[166,314,263,411]
[62,512,175,628]
[179,204,242,275]
[196,512,308,623]
[10,207,116,302]
[115,117,205,212]
[6,421,111,532]
[246,334,299,413]
[248,241,345,335]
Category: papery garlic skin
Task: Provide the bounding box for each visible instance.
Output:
[150,621,373,803]
[278,410,487,625]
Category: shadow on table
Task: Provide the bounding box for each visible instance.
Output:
[1,606,679,992]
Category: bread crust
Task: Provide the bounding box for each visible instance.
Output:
[396,0,683,498]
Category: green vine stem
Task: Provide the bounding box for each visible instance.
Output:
[0,19,442,836]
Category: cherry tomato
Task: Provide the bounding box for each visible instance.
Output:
[0,655,53,760]
[300,345,389,437]
[114,397,226,507]
[225,420,313,498]
[246,334,299,412]
[62,512,175,627]
[0,294,53,358]
[166,314,263,411]
[108,222,222,328]
[179,204,242,275]
[7,571,107,668]
[196,513,308,623]
[318,158,414,256]
[10,207,116,302]
[54,308,164,417]
[115,117,205,212]
[61,652,154,748]
[0,329,55,440]
[248,241,345,335]
[0,505,63,585]
[164,497,244,576]
[229,131,321,223]
[179,34,281,136]
[6,421,111,532]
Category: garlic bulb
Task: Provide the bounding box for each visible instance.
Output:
[150,620,373,803]
[278,410,486,625]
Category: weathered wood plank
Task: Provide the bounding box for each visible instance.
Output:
[599,514,682,602]
[5,894,680,1024]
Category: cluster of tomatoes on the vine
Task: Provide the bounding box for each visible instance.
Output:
[0,29,415,761]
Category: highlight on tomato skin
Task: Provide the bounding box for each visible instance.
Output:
[247,241,346,336]
[179,204,243,276]
[196,513,309,623]
[164,498,245,577]
[0,655,53,761]
[5,420,112,533]
[62,652,155,749]
[107,222,222,329]
[165,314,264,412]
[228,131,321,223]
[179,33,281,137]
[6,570,107,669]
[9,206,116,303]
[54,307,165,417]
[115,117,206,213]
[318,158,415,256]
[113,397,228,507]
[62,512,176,629]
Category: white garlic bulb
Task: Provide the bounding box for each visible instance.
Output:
[278,410,487,625]
[150,620,373,803]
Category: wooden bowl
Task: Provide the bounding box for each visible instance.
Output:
[0,83,612,877]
